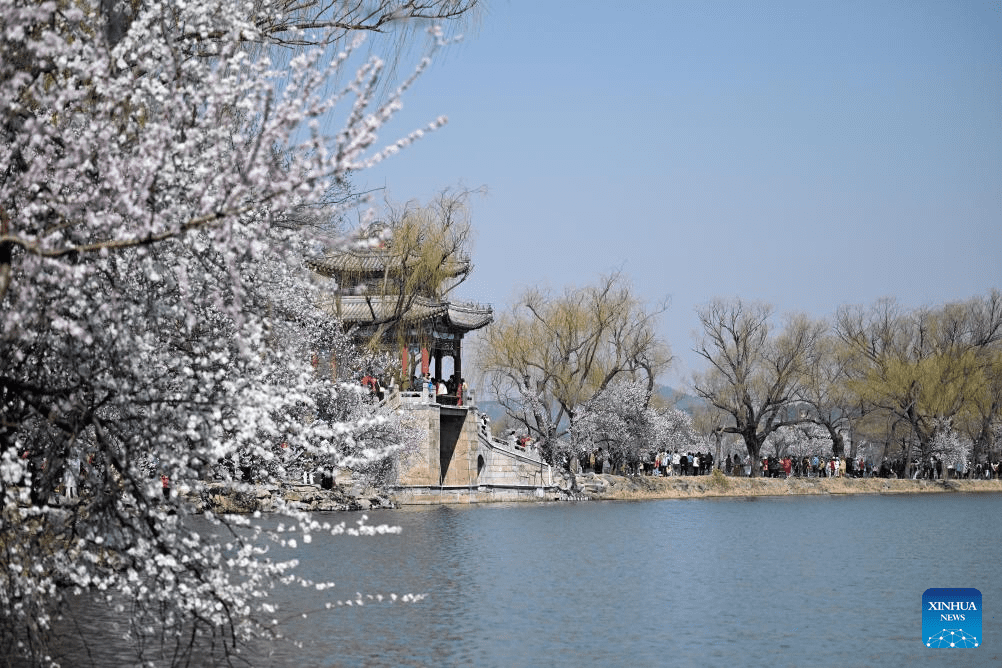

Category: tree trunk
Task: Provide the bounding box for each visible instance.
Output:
[831,430,844,458]
[743,432,764,477]
[972,409,995,465]
[902,436,913,479]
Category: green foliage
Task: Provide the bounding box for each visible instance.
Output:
[377,189,476,301]
[479,272,672,453]
[836,291,1002,459]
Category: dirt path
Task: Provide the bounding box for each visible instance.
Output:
[571,471,1002,501]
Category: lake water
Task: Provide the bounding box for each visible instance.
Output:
[38,493,1002,666]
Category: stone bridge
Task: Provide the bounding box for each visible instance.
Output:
[382,389,556,504]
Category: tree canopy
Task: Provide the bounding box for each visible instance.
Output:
[478,272,673,463]
[692,298,824,476]
[0,0,475,664]
[572,379,698,470]
[835,291,1002,465]
[690,292,1002,474]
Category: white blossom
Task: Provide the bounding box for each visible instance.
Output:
[0,0,469,663]
[571,380,698,465]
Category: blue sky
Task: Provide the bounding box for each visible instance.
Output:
[353,0,1001,387]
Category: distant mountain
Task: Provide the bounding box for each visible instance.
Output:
[475,398,507,422]
[657,385,707,415]
[474,386,705,422]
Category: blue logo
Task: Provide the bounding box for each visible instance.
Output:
[923,588,981,648]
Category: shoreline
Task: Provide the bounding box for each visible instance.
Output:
[566,471,1002,502]
[184,474,1002,513]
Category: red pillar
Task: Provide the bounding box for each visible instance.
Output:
[420,348,429,376]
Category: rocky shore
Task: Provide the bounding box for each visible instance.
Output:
[565,470,1002,501]
[183,473,1001,513]
[190,481,396,514]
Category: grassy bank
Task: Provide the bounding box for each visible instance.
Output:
[575,471,1002,501]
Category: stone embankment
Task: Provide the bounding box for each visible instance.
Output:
[565,470,1002,501]
[190,482,395,514]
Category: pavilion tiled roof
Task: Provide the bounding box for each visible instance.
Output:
[322,294,493,332]
[308,248,471,280]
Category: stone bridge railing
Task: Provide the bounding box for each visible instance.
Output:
[378,388,479,412]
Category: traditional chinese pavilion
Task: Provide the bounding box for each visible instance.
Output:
[309,237,555,497]
[309,242,493,385]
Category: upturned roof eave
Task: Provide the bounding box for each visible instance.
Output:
[320,294,493,333]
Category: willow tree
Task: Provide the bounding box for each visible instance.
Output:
[797,331,872,458]
[835,291,1002,468]
[309,187,480,387]
[479,272,672,463]
[692,299,824,476]
[959,347,1002,462]
[365,189,476,345]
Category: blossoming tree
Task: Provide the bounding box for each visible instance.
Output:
[571,380,697,471]
[0,0,474,664]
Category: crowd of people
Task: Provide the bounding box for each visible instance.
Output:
[622,451,1002,480]
[15,448,172,505]
[358,370,468,405]
[645,451,716,476]
[571,450,717,476]
[859,456,1001,480]
[405,372,468,405]
[729,454,871,478]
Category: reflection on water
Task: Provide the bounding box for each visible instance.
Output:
[41,494,1002,667]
